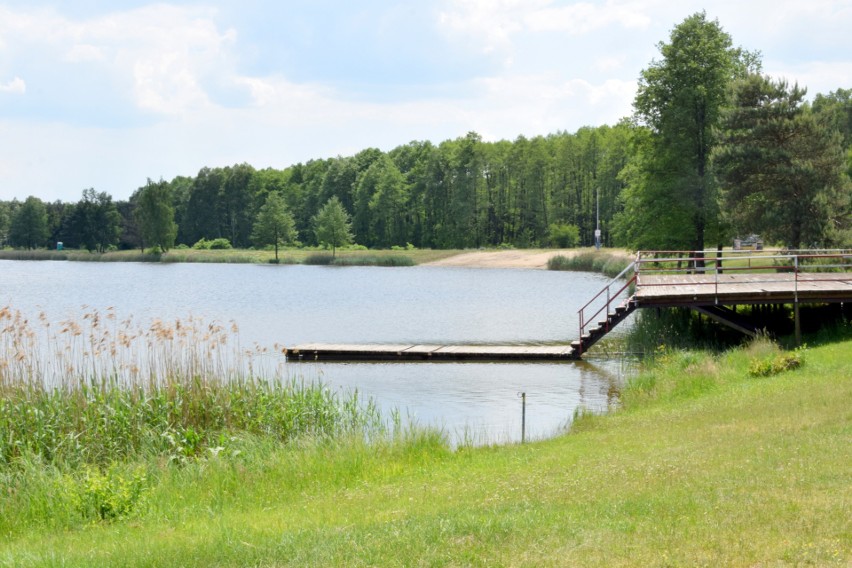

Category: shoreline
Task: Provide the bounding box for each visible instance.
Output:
[0,247,633,270]
[424,248,633,270]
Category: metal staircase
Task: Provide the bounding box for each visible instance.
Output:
[573,260,638,358]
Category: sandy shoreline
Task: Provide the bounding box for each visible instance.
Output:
[423,249,577,270]
[423,248,634,270]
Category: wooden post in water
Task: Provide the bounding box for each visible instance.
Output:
[520,392,526,444]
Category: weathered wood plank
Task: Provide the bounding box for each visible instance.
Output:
[636,272,852,305]
[287,343,577,362]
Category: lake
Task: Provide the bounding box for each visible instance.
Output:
[0,259,634,444]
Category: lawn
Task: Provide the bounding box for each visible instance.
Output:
[1,338,849,566]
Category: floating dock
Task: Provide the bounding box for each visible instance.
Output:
[287,343,576,362]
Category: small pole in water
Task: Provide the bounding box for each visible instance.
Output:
[520,392,526,444]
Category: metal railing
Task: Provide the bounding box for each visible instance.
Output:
[633,249,852,304]
[577,257,638,347]
[576,249,852,352]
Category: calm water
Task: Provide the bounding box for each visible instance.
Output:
[0,260,633,443]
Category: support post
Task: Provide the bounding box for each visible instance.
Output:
[794,301,802,347]
[521,392,526,444]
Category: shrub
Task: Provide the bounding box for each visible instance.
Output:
[207,238,232,250]
[547,223,580,248]
[748,351,803,377]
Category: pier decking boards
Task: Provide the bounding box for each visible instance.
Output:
[287,251,852,362]
[635,272,852,306]
[287,343,576,362]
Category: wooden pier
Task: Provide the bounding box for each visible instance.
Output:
[287,343,576,362]
[287,250,852,362]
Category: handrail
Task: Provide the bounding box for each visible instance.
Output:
[631,250,852,305]
[574,249,852,356]
[577,257,638,349]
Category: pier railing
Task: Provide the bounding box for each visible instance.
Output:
[577,258,638,342]
[577,249,852,348]
[633,249,852,303]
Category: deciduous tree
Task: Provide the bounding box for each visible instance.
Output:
[251,192,296,262]
[135,179,178,252]
[623,12,758,255]
[313,196,353,257]
[9,196,49,249]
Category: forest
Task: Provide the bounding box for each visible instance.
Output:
[1,14,850,255]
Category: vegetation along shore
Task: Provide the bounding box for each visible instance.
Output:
[1,304,849,565]
[0,9,849,566]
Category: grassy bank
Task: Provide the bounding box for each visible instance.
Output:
[0,248,461,266]
[2,325,849,565]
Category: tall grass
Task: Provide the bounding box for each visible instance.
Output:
[547,250,631,278]
[303,253,415,266]
[0,305,385,470]
[0,250,162,262]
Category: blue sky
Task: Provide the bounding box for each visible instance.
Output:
[1,0,850,202]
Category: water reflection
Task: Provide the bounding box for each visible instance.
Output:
[293,358,631,445]
[1,260,636,445]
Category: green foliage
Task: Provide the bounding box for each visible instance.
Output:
[134,179,178,252]
[546,223,580,248]
[714,75,851,248]
[622,12,757,251]
[75,464,149,521]
[748,343,804,377]
[192,237,232,250]
[251,192,296,261]
[67,189,123,253]
[9,196,49,249]
[547,251,631,278]
[3,338,851,564]
[330,255,415,267]
[313,196,354,257]
[303,253,335,265]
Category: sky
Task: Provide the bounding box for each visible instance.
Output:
[1,0,850,203]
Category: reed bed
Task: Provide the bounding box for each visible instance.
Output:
[0,305,383,469]
[547,250,631,278]
[303,253,415,266]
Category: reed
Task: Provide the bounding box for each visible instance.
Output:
[0,305,384,470]
[547,250,631,278]
[302,253,415,266]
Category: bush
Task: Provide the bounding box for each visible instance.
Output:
[547,223,580,248]
[207,238,232,250]
[192,238,232,250]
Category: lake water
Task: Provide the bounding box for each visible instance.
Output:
[0,260,633,444]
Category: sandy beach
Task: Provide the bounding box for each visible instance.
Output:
[424,248,630,270]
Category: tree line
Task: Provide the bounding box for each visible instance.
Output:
[1,13,849,254]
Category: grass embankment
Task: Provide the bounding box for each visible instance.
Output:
[0,248,462,266]
[2,313,849,565]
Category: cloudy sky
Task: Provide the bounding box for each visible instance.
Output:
[1,0,850,202]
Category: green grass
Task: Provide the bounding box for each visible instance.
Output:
[2,328,849,566]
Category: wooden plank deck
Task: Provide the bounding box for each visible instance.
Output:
[287,343,576,362]
[636,272,852,306]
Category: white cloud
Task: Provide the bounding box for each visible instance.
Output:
[438,0,547,54]
[0,4,239,116]
[64,44,106,63]
[524,2,651,33]
[0,76,26,94]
